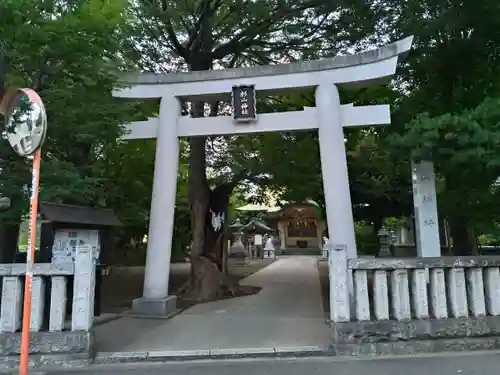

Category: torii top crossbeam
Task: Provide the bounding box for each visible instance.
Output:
[114,37,413,100]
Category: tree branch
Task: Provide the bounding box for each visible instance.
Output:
[157,0,189,60]
[185,0,223,57]
[211,3,317,60]
[227,166,270,190]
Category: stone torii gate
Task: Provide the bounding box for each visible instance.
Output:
[113,36,440,317]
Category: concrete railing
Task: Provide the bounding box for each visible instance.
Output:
[327,243,500,356]
[0,245,96,369]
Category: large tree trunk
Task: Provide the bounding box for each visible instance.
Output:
[186,173,234,300]
[181,13,246,301]
[190,184,233,300]
[184,100,237,301]
[186,132,212,300]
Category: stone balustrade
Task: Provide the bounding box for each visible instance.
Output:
[327,243,500,356]
[351,256,500,321]
[0,245,96,370]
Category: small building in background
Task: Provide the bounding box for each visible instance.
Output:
[236,200,326,254]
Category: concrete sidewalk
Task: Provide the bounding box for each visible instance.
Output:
[42,351,500,375]
[94,256,330,355]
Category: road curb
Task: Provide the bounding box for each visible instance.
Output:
[93,346,333,365]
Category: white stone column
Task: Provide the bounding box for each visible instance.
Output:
[373,270,390,320]
[411,160,441,257]
[391,270,411,321]
[133,95,180,316]
[49,276,67,332]
[328,244,350,322]
[316,84,357,258]
[0,276,22,333]
[72,245,96,331]
[30,276,45,332]
[430,268,448,318]
[485,267,500,315]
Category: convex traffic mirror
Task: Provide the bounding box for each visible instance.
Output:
[0,88,47,157]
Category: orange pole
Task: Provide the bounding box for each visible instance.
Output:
[19,148,42,375]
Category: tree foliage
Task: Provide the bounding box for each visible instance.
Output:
[0,0,134,209]
[0,0,158,260]
[381,0,500,253]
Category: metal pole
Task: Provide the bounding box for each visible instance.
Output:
[19,148,42,375]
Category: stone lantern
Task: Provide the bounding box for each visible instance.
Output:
[228,219,247,265]
[377,226,392,257]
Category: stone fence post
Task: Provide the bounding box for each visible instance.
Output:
[71,245,96,331]
[328,243,351,322]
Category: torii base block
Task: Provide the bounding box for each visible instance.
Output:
[131,295,178,318]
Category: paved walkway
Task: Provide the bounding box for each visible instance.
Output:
[95,256,330,353]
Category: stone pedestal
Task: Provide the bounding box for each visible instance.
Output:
[330,316,500,356]
[132,295,177,317]
[0,331,94,371]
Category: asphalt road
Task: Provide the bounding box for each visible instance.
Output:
[33,351,500,375]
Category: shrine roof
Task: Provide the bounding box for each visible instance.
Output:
[235,203,280,213]
[263,200,324,220]
[39,201,121,226]
[119,37,413,86]
[242,219,274,233]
